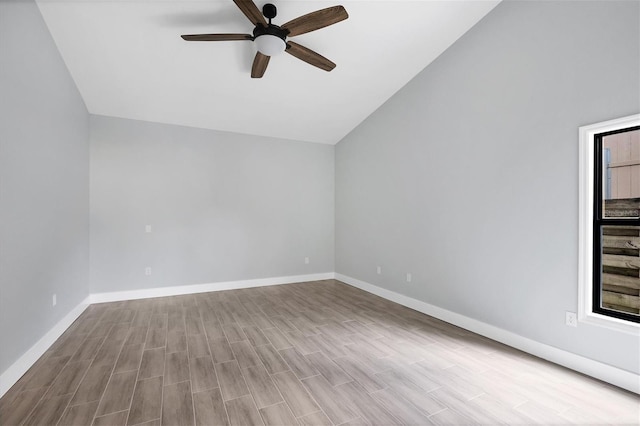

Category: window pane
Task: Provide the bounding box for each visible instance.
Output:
[600,225,640,317]
[602,129,640,218]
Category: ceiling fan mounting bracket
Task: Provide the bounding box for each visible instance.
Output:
[262,3,277,22]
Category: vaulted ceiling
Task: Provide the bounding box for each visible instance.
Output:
[37,0,500,144]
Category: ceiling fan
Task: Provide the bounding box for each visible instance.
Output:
[181,0,348,78]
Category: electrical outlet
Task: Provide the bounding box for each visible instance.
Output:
[304,257,309,264]
[376,266,382,275]
[406,273,412,283]
[145,225,152,233]
[145,267,152,276]
[52,294,57,307]
[565,311,577,327]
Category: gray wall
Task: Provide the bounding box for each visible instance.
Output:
[0,1,90,373]
[336,0,640,373]
[90,116,334,294]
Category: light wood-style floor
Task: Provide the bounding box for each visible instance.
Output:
[0,280,638,425]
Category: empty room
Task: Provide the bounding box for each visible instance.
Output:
[1,0,639,425]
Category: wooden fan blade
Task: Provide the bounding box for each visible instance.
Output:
[251,52,270,78]
[233,0,267,27]
[285,41,335,72]
[281,6,348,37]
[181,34,252,41]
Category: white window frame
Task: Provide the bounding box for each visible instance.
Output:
[578,114,640,334]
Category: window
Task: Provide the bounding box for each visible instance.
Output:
[579,115,640,333]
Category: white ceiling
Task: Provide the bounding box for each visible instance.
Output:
[36,0,499,144]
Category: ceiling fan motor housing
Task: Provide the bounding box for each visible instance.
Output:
[252,23,288,40]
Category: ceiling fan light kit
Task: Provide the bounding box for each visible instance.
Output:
[181,0,348,78]
[254,35,286,56]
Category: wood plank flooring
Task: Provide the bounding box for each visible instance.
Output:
[0,280,638,425]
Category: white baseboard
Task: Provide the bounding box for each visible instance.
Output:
[0,297,90,398]
[335,273,640,395]
[90,272,336,304]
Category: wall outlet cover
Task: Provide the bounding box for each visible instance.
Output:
[566,311,578,327]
